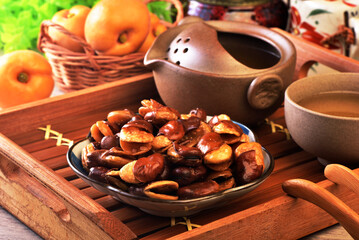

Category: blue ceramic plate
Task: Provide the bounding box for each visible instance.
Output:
[67,121,274,217]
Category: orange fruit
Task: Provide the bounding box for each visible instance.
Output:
[85,0,151,56]
[49,5,91,52]
[0,50,54,109]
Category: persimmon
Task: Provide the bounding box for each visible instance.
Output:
[0,50,54,109]
[138,13,168,53]
[84,0,151,56]
[49,5,91,52]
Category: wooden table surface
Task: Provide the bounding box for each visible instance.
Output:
[0,206,353,239]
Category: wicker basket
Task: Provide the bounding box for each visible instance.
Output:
[37,0,183,92]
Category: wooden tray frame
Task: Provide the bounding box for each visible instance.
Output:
[0,29,359,240]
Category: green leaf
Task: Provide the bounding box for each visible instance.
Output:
[147,1,174,23]
[307,9,331,17]
[0,0,97,53]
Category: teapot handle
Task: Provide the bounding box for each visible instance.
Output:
[272,28,359,80]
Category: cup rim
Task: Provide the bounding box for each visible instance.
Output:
[285,73,359,121]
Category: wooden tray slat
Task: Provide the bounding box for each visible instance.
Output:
[81,187,108,200]
[96,195,122,210]
[111,207,147,223]
[42,156,69,171]
[126,216,170,237]
[70,178,90,189]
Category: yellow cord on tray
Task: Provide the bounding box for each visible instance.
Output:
[171,217,202,231]
[38,125,74,147]
[265,118,291,140]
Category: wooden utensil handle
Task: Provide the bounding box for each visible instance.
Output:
[324,164,359,198]
[272,28,359,80]
[282,178,359,239]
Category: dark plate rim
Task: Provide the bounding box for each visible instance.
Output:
[67,140,274,205]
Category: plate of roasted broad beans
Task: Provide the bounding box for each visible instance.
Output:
[67,99,274,217]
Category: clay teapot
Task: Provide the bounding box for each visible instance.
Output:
[144,17,296,125]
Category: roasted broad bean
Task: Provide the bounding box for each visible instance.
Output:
[180,116,201,132]
[100,135,119,149]
[197,132,223,155]
[171,164,207,186]
[158,119,185,141]
[212,120,244,144]
[144,106,180,125]
[144,180,179,200]
[207,169,235,191]
[138,99,164,117]
[88,166,109,183]
[133,153,165,183]
[101,147,134,168]
[177,180,220,199]
[189,108,207,121]
[171,141,203,167]
[234,142,264,184]
[119,160,140,184]
[82,99,266,200]
[90,120,114,142]
[84,149,107,169]
[107,109,136,131]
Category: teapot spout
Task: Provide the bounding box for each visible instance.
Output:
[144,51,167,70]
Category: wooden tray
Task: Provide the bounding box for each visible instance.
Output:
[1,29,359,240]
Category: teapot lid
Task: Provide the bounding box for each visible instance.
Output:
[144,17,294,76]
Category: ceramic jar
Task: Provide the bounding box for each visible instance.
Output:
[290,0,359,59]
[187,0,289,29]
